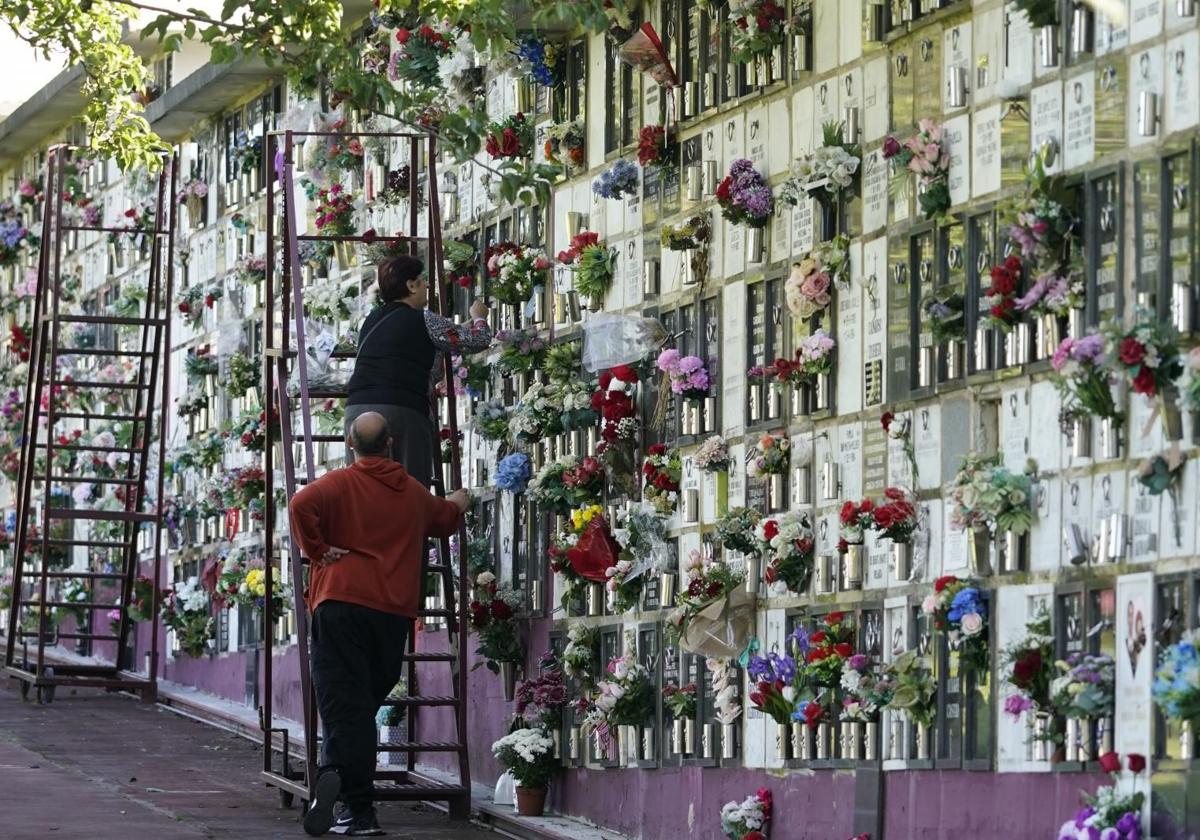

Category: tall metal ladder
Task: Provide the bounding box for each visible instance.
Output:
[3,146,174,703]
[260,129,472,819]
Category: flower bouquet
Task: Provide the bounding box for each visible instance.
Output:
[720,787,768,840]
[485,242,551,305]
[553,379,598,431]
[178,176,209,223]
[784,235,851,320]
[756,510,815,594]
[868,487,919,544]
[983,255,1023,331]
[509,383,561,444]
[227,409,270,452]
[475,398,510,443]
[496,453,532,493]
[1000,611,1055,725]
[923,575,989,675]
[719,788,772,840]
[947,452,1037,536]
[544,341,582,384]
[558,231,617,304]
[128,575,164,622]
[656,348,710,401]
[716,506,763,556]
[0,205,38,268]
[1153,631,1200,722]
[562,623,597,686]
[799,612,857,689]
[485,112,534,160]
[660,212,712,251]
[1056,752,1145,840]
[491,728,557,809]
[1109,313,1183,400]
[663,681,697,719]
[637,124,678,174]
[727,0,787,63]
[1015,268,1085,320]
[1008,156,1079,276]
[695,435,732,473]
[642,444,682,515]
[583,654,655,755]
[232,253,266,285]
[1050,653,1115,722]
[778,122,861,204]
[796,330,836,378]
[227,352,260,394]
[516,37,560,85]
[515,657,569,729]
[881,650,937,728]
[593,365,640,444]
[495,328,548,375]
[747,648,802,724]
[841,654,893,723]
[921,287,966,343]
[391,21,455,88]
[882,119,951,222]
[545,120,586,172]
[592,159,640,200]
[231,132,263,177]
[745,433,790,478]
[607,505,672,613]
[468,572,525,673]
[1051,332,1122,425]
[313,182,356,235]
[160,577,213,658]
[529,455,606,514]
[716,159,774,228]
[671,550,753,659]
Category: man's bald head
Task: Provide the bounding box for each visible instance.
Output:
[347,412,392,457]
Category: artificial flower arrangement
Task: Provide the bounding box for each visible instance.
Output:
[178,283,223,328]
[663,681,697,719]
[184,349,219,381]
[509,381,561,444]
[468,570,525,674]
[475,398,510,443]
[496,452,532,494]
[746,627,814,727]
[485,241,551,305]
[800,612,857,690]
[607,504,673,613]
[1108,311,1183,400]
[840,652,893,724]
[543,341,582,384]
[947,452,1038,537]
[514,653,570,729]
[1153,631,1200,723]
[217,465,267,514]
[868,486,919,546]
[1056,752,1145,840]
[515,37,560,86]
[1051,332,1122,428]
[495,328,548,375]
[232,253,266,285]
[1016,267,1085,321]
[661,212,712,251]
[178,385,207,419]
[226,408,270,452]
[451,354,488,398]
[922,575,989,675]
[880,650,937,730]
[755,510,815,595]
[671,548,747,644]
[719,788,772,840]
[390,20,456,89]
[716,506,764,556]
[485,112,534,160]
[1008,161,1085,318]
[882,119,951,222]
[313,182,357,236]
[160,576,214,658]
[637,124,678,174]
[982,254,1023,331]
[656,347,710,401]
[745,433,790,478]
[557,230,617,303]
[642,443,682,515]
[553,379,599,431]
[1137,450,1186,499]
[1050,652,1115,724]
[443,238,478,289]
[582,652,655,755]
[529,455,606,515]
[128,575,165,622]
[921,286,966,343]
[178,175,209,219]
[778,122,861,205]
[999,611,1056,729]
[227,352,260,394]
[545,120,586,172]
[491,727,558,802]
[593,364,640,445]
[592,158,640,200]
[562,622,598,687]
[784,235,851,320]
[0,201,39,267]
[695,435,732,473]
[726,0,787,63]
[231,131,263,177]
[716,159,774,228]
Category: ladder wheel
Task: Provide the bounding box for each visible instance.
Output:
[279,789,295,809]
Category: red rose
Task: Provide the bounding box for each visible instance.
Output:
[648,443,667,456]
[840,500,858,524]
[859,498,875,515]
[764,564,777,583]
[1133,366,1156,396]
[934,575,958,593]
[179,302,190,313]
[882,136,902,159]
[491,600,513,620]
[418,24,434,37]
[396,27,411,44]
[735,16,749,29]
[498,127,521,157]
[826,611,845,625]
[803,701,823,727]
[756,14,771,30]
[1004,255,1023,273]
[1011,648,1042,688]
[124,208,137,218]
[1127,753,1146,773]
[834,643,854,658]
[763,519,779,540]
[810,631,827,645]
[1098,751,1122,774]
[654,473,677,491]
[881,411,894,431]
[612,364,638,383]
[715,176,732,201]
[1118,337,1146,365]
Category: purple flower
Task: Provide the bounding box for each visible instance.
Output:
[1015,273,1053,312]
[1075,807,1096,829]
[1052,338,1075,372]
[789,624,810,656]
[1003,693,1034,720]
[1071,333,1106,365]
[747,655,771,681]
[729,158,754,175]
[1115,813,1139,835]
[848,653,868,671]
[1100,829,1119,840]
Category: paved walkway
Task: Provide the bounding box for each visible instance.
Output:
[0,680,498,839]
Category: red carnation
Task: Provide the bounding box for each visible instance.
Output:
[834,642,854,658]
[1133,366,1157,396]
[880,411,894,431]
[764,564,777,583]
[715,177,732,202]
[934,575,958,593]
[803,702,823,727]
[648,443,667,456]
[1012,649,1042,688]
[762,519,779,540]
[491,600,513,620]
[826,611,845,625]
[810,631,827,645]
[396,27,411,44]
[1118,337,1146,365]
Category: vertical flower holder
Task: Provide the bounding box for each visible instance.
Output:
[1173,282,1194,334]
[969,526,992,576]
[1032,712,1052,761]
[842,544,864,590]
[334,241,356,272]
[791,383,813,417]
[379,725,401,766]
[703,395,717,432]
[684,718,696,754]
[1068,307,1086,340]
[1099,417,1122,460]
[683,488,700,523]
[915,722,931,760]
[814,372,832,411]
[766,383,782,419]
[974,324,995,371]
[672,718,684,754]
[1106,513,1129,562]
[1036,314,1062,360]
[945,340,965,379]
[891,540,911,581]
[1004,322,1031,367]
[685,164,703,201]
[641,728,655,761]
[999,530,1027,574]
[1071,417,1092,458]
[586,292,604,312]
[716,470,729,515]
[702,723,716,759]
[1162,391,1184,442]
[1040,24,1060,67]
[864,721,879,760]
[816,723,831,759]
[889,716,905,760]
[795,722,812,760]
[821,461,840,500]
[586,583,603,616]
[620,725,637,766]
[917,345,935,388]
[660,572,677,606]
[793,464,812,506]
[748,383,762,422]
[1064,717,1082,762]
[745,555,762,594]
[500,661,517,702]
[722,724,737,759]
[1096,716,1113,754]
[1063,523,1090,566]
[746,226,765,265]
[767,473,786,511]
[776,723,790,761]
[843,721,863,760]
[814,554,835,595]
[1181,720,1193,760]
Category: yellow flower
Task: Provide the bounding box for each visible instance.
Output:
[245,569,266,598]
[570,504,603,532]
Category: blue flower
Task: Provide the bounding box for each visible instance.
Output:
[789,624,810,657]
[747,655,770,681]
[495,453,531,493]
[946,587,982,623]
[592,159,639,200]
[767,652,796,684]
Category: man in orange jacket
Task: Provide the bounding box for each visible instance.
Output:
[291,411,469,837]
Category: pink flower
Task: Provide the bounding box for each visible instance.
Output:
[1003,693,1034,720]
[1051,338,1075,372]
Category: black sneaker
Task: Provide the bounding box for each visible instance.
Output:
[303,771,342,836]
[330,807,384,837]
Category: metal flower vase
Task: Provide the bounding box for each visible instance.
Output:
[969,526,992,576]
[842,544,864,590]
[500,661,517,702]
[334,241,356,272]
[659,572,677,607]
[891,541,911,581]
[746,226,766,264]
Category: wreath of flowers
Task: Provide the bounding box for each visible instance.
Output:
[557,231,617,301]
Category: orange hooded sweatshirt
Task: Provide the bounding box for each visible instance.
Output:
[288,457,461,617]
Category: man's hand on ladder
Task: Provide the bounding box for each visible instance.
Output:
[446,489,471,513]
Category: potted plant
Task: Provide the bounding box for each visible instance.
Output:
[491,727,558,816]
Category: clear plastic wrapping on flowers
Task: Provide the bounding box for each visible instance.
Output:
[581,313,668,373]
[674,587,757,660]
[286,322,346,396]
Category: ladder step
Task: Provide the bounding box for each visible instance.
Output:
[402,652,456,662]
[418,609,455,618]
[40,570,128,579]
[53,314,166,327]
[53,412,148,422]
[55,347,154,358]
[51,475,140,485]
[310,435,343,442]
[368,783,468,801]
[37,600,122,610]
[375,742,463,752]
[303,390,348,400]
[17,631,121,642]
[34,538,132,549]
[54,380,148,390]
[386,696,459,707]
[35,442,141,454]
[46,508,157,523]
[265,348,356,360]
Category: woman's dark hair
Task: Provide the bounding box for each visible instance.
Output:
[378,256,425,301]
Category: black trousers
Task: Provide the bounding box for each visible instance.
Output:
[343,403,436,488]
[311,600,411,813]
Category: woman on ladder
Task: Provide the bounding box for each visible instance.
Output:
[344,255,491,487]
